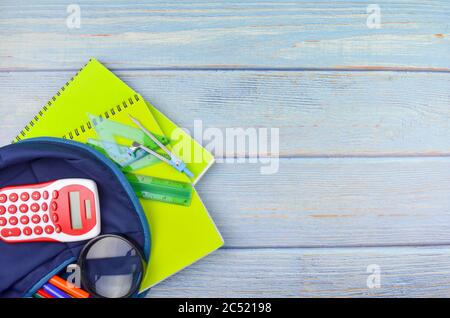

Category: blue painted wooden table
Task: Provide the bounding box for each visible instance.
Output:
[1,1,450,297]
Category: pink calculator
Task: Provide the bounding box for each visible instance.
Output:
[0,179,101,243]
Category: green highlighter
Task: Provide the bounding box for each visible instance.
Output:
[125,173,193,207]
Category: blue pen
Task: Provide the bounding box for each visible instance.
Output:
[128,115,194,178]
[42,283,71,298]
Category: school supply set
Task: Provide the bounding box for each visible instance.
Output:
[0,58,223,298]
[0,138,150,298]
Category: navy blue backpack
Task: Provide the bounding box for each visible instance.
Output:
[0,137,151,298]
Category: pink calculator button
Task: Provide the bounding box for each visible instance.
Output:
[41,202,48,211]
[34,226,43,235]
[51,213,58,223]
[51,202,57,211]
[55,225,61,233]
[43,191,49,200]
[2,228,21,237]
[19,204,28,213]
[23,227,32,236]
[20,215,29,225]
[0,217,6,226]
[52,191,59,199]
[0,206,5,215]
[0,194,6,203]
[20,193,30,201]
[9,193,18,202]
[42,214,49,223]
[8,205,17,214]
[45,226,54,234]
[30,203,40,212]
[9,217,18,226]
[32,191,41,200]
[31,215,41,224]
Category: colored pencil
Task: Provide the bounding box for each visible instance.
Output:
[49,275,90,298]
[42,283,71,298]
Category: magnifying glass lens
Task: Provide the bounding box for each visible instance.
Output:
[80,235,144,298]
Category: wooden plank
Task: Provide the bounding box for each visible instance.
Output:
[1,70,449,156]
[196,157,450,247]
[147,247,450,297]
[1,0,449,70]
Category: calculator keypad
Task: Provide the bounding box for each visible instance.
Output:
[0,187,53,241]
[0,179,100,243]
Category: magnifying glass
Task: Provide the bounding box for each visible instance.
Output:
[78,234,146,298]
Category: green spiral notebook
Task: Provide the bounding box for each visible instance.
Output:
[15,58,223,292]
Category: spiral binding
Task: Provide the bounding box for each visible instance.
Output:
[13,59,94,143]
[62,93,140,140]
[12,59,141,143]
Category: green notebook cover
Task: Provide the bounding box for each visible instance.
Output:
[14,59,136,142]
[15,58,223,292]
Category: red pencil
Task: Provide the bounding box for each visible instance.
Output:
[36,289,54,298]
